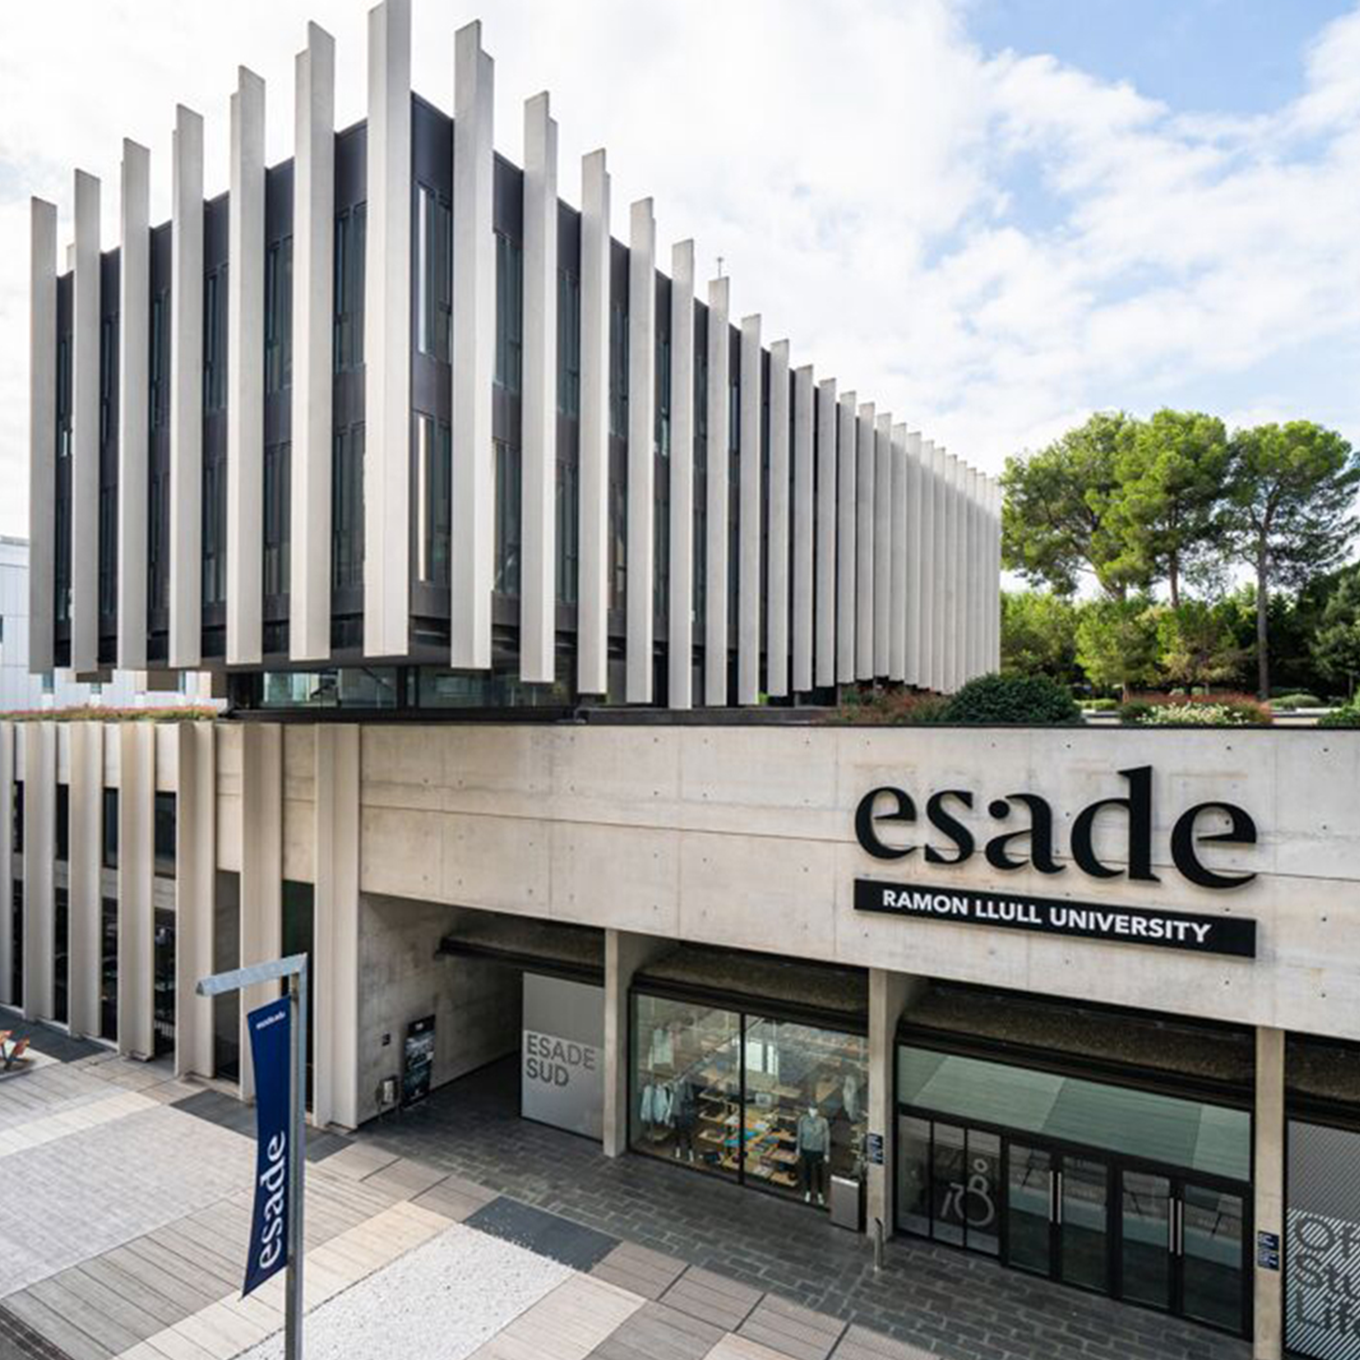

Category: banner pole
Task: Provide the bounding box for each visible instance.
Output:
[285,960,307,1360]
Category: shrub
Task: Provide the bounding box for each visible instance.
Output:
[940,674,1082,726]
[1078,697,1119,712]
[1271,692,1323,711]
[1120,693,1272,726]
[1118,701,1154,724]
[1318,702,1360,729]
[827,689,951,726]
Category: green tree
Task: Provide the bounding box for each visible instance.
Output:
[1112,410,1229,607]
[1000,590,1080,683]
[1311,569,1360,698]
[1221,422,1360,698]
[1001,412,1146,599]
[1155,600,1248,690]
[1074,598,1161,700]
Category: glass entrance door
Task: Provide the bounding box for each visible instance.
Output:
[1120,1170,1173,1311]
[1179,1183,1246,1333]
[1005,1144,1111,1293]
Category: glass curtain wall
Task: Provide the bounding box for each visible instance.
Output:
[631,992,869,1209]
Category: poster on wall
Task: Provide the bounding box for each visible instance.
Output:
[1287,1119,1360,1359]
[522,973,604,1141]
[402,1015,436,1109]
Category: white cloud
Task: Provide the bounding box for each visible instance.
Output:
[0,0,1357,541]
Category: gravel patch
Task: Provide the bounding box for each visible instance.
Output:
[238,1221,572,1360]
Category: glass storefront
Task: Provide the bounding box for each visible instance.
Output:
[632,992,869,1208]
[897,1044,1251,1336]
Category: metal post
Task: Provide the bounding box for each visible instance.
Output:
[286,959,307,1360]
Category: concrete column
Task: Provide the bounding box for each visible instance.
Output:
[890,424,908,683]
[227,68,266,667]
[239,723,282,1100]
[118,143,150,671]
[903,434,922,688]
[291,23,335,663]
[71,170,101,675]
[67,722,103,1038]
[867,969,922,1241]
[969,468,984,681]
[855,403,876,681]
[315,724,360,1130]
[952,455,967,691]
[873,412,893,679]
[765,342,790,699]
[117,723,155,1058]
[626,199,657,703]
[29,198,57,677]
[703,277,730,706]
[0,724,12,1008]
[22,724,55,1021]
[991,478,1003,671]
[520,92,558,686]
[174,722,214,1079]
[603,928,667,1157]
[667,241,695,710]
[815,378,838,689]
[918,441,937,691]
[1254,1026,1285,1360]
[577,150,610,696]
[365,0,413,661]
[792,362,815,694]
[450,18,493,670]
[930,443,948,693]
[835,390,857,685]
[737,313,761,706]
[170,105,204,670]
[944,454,963,692]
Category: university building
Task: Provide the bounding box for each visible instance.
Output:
[8,7,1360,1360]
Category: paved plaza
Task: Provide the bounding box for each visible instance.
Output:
[0,1021,1251,1360]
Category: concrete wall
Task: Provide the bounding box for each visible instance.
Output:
[355,894,520,1124]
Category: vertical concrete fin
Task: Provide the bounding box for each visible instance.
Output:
[814,377,838,689]
[889,423,907,682]
[873,412,893,679]
[227,68,266,665]
[450,17,494,670]
[68,722,103,1038]
[0,725,12,1006]
[904,432,923,687]
[291,23,336,662]
[520,91,558,685]
[703,276,730,706]
[117,723,155,1057]
[175,721,215,1078]
[855,402,875,681]
[118,144,150,671]
[29,198,58,676]
[765,341,791,698]
[626,198,657,703]
[667,240,696,710]
[737,312,761,706]
[835,390,857,685]
[792,361,815,693]
[71,170,101,674]
[577,149,610,696]
[22,725,56,1021]
[364,0,413,660]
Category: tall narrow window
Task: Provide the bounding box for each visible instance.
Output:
[494,439,521,596]
[494,232,523,393]
[416,185,452,362]
[556,451,579,606]
[264,236,293,393]
[99,484,116,617]
[203,265,228,413]
[202,451,226,606]
[656,332,671,457]
[416,414,451,586]
[332,423,365,590]
[55,332,72,624]
[334,204,367,373]
[149,288,170,430]
[99,315,116,447]
[557,270,580,418]
[263,439,291,598]
[609,302,629,438]
[694,338,708,629]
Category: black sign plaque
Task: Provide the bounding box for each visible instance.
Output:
[854,879,1257,959]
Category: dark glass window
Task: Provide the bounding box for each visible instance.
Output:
[557,270,580,418]
[265,236,293,393]
[98,483,117,617]
[149,288,170,430]
[610,465,627,611]
[416,414,451,587]
[282,880,316,1108]
[264,439,291,599]
[494,232,523,393]
[334,204,367,372]
[556,452,579,606]
[148,463,169,612]
[100,895,118,1043]
[202,451,226,606]
[153,792,176,877]
[11,883,23,1009]
[656,332,671,457]
[12,780,23,853]
[694,340,707,628]
[99,315,116,447]
[416,184,452,362]
[332,423,365,590]
[55,333,73,624]
[153,907,175,1057]
[609,302,629,439]
[102,788,118,870]
[55,784,69,862]
[54,887,69,1025]
[203,265,228,413]
[494,439,521,596]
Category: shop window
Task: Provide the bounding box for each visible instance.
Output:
[153,792,176,877]
[100,895,118,1043]
[494,231,522,393]
[265,235,293,393]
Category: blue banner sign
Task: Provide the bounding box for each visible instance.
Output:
[243,996,292,1298]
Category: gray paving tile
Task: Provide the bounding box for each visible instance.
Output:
[411,1174,498,1222]
[661,1265,762,1331]
[1,1295,108,1360]
[589,1300,724,1360]
[591,1241,688,1301]
[360,1155,449,1199]
[466,1196,619,1270]
[832,1325,939,1360]
[740,1294,847,1360]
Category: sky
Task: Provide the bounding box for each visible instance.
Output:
[1,0,1359,541]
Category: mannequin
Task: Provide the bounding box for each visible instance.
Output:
[796,1104,830,1205]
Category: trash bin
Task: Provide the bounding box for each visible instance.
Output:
[828,1174,863,1231]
